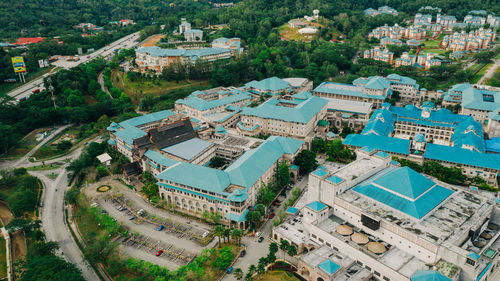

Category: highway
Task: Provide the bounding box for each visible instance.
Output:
[7,31,140,102]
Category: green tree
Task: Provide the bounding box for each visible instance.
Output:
[287,244,297,257]
[231,228,243,246]
[209,156,227,168]
[294,150,318,175]
[280,240,289,259]
[214,225,224,248]
[64,186,80,205]
[234,268,244,280]
[57,140,72,152]
[276,161,290,189]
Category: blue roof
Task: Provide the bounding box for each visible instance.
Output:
[424,143,500,170]
[477,262,492,281]
[161,138,212,161]
[110,110,175,145]
[244,77,291,92]
[226,209,249,222]
[353,167,453,219]
[136,46,233,59]
[468,252,480,260]
[327,176,344,184]
[344,134,411,155]
[485,137,500,154]
[176,92,251,111]
[144,150,178,167]
[240,95,327,124]
[373,167,435,199]
[108,139,117,145]
[312,169,328,177]
[227,189,248,202]
[286,207,299,215]
[225,136,303,189]
[375,151,390,158]
[318,259,341,275]
[306,201,327,212]
[158,163,231,194]
[313,82,389,100]
[360,146,376,153]
[411,270,451,281]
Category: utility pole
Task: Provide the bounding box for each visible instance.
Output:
[47,77,57,109]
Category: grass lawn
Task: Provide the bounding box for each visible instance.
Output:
[421,48,448,55]
[422,40,441,49]
[259,270,301,281]
[111,70,211,105]
[27,163,60,171]
[32,124,90,160]
[0,235,7,279]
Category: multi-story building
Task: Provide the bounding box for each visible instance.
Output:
[364,6,398,17]
[487,111,500,138]
[323,98,373,129]
[441,28,496,52]
[369,24,426,41]
[179,18,191,34]
[274,148,500,281]
[436,14,457,30]
[464,15,487,26]
[394,52,417,67]
[343,103,500,186]
[443,84,500,124]
[175,88,252,127]
[184,29,203,41]
[211,37,243,55]
[487,14,500,27]
[237,92,328,139]
[108,110,305,228]
[414,13,432,26]
[363,47,394,64]
[135,46,235,73]
[242,77,293,96]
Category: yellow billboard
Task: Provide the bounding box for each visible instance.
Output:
[11,56,26,73]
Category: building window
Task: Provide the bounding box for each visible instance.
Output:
[365,266,371,271]
[383,277,390,281]
[374,271,380,277]
[466,258,476,266]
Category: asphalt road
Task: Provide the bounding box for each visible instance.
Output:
[8,32,140,102]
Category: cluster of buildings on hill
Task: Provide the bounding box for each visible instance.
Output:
[363,48,443,70]
[106,73,500,231]
[286,10,321,38]
[364,6,398,17]
[272,147,500,281]
[414,10,500,31]
[369,24,426,42]
[441,28,496,52]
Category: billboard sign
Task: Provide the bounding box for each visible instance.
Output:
[11,56,26,73]
[44,59,49,67]
[38,59,45,68]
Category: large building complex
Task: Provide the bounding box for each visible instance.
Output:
[237,92,328,139]
[314,74,421,107]
[364,6,398,17]
[369,24,426,41]
[107,110,305,227]
[273,148,500,281]
[343,103,500,186]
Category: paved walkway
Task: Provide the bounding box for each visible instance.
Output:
[477,58,499,85]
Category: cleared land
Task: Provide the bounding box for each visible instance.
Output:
[111,70,211,104]
[140,34,165,47]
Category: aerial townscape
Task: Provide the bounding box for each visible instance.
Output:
[1,1,500,281]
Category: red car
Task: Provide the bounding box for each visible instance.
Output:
[269,213,275,219]
[273,201,280,206]
[155,250,163,256]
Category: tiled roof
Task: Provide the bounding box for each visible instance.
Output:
[318,259,341,275]
[244,77,291,92]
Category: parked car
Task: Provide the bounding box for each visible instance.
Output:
[273,201,280,206]
[157,225,164,231]
[119,207,127,211]
[129,216,136,220]
[258,237,264,243]
[156,250,163,256]
[226,266,234,274]
[269,213,275,219]
[240,250,246,257]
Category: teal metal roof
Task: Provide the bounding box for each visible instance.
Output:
[343,134,411,155]
[286,207,299,215]
[226,209,249,222]
[313,169,328,177]
[240,96,327,124]
[306,201,327,212]
[375,151,389,158]
[353,167,454,219]
[108,139,117,145]
[111,110,175,145]
[227,189,248,202]
[176,92,251,111]
[161,138,212,161]
[424,144,500,170]
[225,136,303,189]
[318,259,341,275]
[372,167,435,199]
[137,46,233,58]
[244,77,291,92]
[468,252,480,260]
[144,150,178,167]
[314,82,388,100]
[327,176,344,184]
[411,270,451,281]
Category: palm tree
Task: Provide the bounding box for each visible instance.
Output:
[287,244,297,258]
[257,262,266,279]
[231,228,243,246]
[234,268,243,280]
[280,240,290,260]
[214,225,224,248]
[224,227,231,243]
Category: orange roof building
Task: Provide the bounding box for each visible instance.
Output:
[13,37,45,46]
